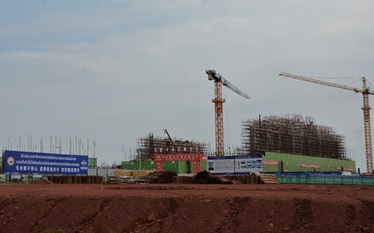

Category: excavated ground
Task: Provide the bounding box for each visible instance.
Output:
[0,183,373,233]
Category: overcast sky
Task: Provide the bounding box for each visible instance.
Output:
[1,0,373,171]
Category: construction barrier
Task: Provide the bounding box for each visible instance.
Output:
[131,170,151,177]
[48,175,103,184]
[277,174,374,186]
[113,171,132,177]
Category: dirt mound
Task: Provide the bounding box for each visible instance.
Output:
[194,171,233,184]
[147,171,177,183]
[32,178,54,185]
[0,184,373,233]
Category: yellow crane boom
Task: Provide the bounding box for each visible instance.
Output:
[279,72,374,174]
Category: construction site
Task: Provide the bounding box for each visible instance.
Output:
[117,70,363,176]
[120,113,355,176]
[1,70,374,233]
[3,1,374,231]
[2,70,373,177]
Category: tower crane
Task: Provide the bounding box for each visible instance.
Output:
[279,72,374,174]
[206,69,250,157]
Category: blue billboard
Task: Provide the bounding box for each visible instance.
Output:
[3,150,88,175]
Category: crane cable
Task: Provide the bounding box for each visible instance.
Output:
[315,77,362,87]
[366,79,374,90]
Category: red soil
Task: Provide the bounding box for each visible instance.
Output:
[0,183,373,233]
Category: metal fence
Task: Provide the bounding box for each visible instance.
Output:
[277,174,374,186]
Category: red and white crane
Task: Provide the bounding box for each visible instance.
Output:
[279,72,374,174]
[206,69,250,157]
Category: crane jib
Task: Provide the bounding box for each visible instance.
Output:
[222,80,250,99]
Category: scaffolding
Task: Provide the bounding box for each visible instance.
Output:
[136,133,210,160]
[242,114,346,159]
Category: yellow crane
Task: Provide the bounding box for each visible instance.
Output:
[206,69,250,156]
[279,72,374,174]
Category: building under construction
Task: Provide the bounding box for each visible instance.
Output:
[241,114,346,160]
[136,133,210,160]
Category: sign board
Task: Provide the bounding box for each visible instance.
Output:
[208,154,263,175]
[208,155,236,174]
[3,150,88,175]
[153,153,206,175]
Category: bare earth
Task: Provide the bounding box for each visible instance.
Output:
[0,183,373,233]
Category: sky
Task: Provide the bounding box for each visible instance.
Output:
[1,0,373,171]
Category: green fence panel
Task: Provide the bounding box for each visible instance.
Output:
[278,175,374,186]
[265,152,356,173]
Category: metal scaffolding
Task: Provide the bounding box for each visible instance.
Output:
[136,133,210,160]
[241,114,346,159]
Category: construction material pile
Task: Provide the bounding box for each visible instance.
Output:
[193,171,233,184]
[147,171,178,184]
[110,170,278,184]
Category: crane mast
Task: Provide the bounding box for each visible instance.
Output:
[212,81,225,157]
[279,72,374,174]
[206,69,250,156]
[361,80,373,174]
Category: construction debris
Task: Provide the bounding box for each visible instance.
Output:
[108,176,148,184]
[257,174,279,184]
[147,171,178,184]
[194,171,233,184]
[107,170,281,184]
